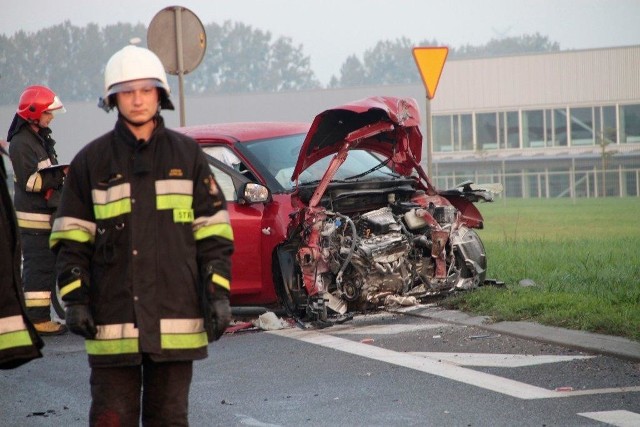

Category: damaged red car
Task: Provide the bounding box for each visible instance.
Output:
[177,96,501,323]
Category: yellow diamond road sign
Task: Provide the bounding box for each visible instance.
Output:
[412,47,449,99]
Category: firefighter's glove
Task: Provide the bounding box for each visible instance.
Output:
[207,283,231,341]
[65,304,97,339]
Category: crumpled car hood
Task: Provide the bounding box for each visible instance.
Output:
[291,96,423,182]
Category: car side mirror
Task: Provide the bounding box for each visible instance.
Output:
[238,182,271,204]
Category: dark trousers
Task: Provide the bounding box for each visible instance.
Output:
[89,356,193,427]
[21,232,56,322]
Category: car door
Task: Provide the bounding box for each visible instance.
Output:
[204,149,273,305]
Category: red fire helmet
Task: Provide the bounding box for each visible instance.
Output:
[17,85,65,121]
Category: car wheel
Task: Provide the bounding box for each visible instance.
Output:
[273,247,307,318]
[450,226,487,290]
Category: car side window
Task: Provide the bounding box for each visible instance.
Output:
[208,163,236,202]
[206,146,242,169]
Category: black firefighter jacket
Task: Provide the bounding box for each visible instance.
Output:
[50,117,234,367]
[7,116,65,233]
[0,152,44,369]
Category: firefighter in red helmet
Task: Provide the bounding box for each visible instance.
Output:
[7,85,67,336]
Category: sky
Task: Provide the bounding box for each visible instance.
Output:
[1,0,640,85]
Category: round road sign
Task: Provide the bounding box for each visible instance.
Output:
[147,6,206,75]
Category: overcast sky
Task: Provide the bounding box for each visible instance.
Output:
[2,0,639,84]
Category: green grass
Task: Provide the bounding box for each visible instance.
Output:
[442,197,640,342]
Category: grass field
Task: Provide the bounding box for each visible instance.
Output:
[442,197,640,342]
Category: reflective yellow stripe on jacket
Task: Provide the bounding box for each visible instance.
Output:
[24,291,51,308]
[59,279,82,298]
[92,183,131,220]
[0,315,35,351]
[156,179,193,210]
[193,210,234,241]
[85,319,207,356]
[16,211,52,230]
[25,159,53,192]
[211,273,230,291]
[50,216,96,248]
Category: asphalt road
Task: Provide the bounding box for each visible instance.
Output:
[1,308,639,426]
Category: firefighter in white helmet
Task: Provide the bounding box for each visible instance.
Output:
[51,45,234,425]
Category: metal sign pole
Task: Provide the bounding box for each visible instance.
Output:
[174,7,186,127]
[148,6,206,128]
[425,97,433,176]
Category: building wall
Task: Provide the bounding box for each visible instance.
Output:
[432,45,640,112]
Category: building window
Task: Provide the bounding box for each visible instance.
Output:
[505,111,520,148]
[620,104,640,143]
[433,115,453,152]
[570,107,594,146]
[459,114,474,151]
[602,105,617,143]
[552,108,568,146]
[522,110,544,148]
[476,112,498,150]
[433,114,474,152]
[594,105,617,144]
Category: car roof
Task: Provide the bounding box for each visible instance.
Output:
[174,122,310,144]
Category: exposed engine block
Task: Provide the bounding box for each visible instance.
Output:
[307,203,487,312]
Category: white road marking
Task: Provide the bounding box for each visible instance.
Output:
[578,410,640,427]
[331,323,449,335]
[234,414,283,427]
[269,328,640,400]
[408,352,594,367]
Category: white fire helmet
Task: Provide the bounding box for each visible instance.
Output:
[99,45,174,111]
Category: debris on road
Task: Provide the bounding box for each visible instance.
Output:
[252,312,290,330]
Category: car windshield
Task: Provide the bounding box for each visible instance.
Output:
[241,134,398,189]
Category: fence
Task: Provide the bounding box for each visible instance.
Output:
[434,167,640,199]
[5,163,640,200]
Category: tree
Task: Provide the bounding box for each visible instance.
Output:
[0,21,320,105]
[329,37,439,87]
[329,55,367,88]
[363,37,421,85]
[0,24,562,105]
[0,30,37,105]
[188,21,319,94]
[331,37,440,88]
[0,21,148,105]
[267,37,320,91]
[452,33,560,59]
[332,33,560,88]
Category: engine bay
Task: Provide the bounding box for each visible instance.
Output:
[287,180,489,321]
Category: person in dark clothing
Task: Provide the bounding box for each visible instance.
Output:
[7,85,67,336]
[50,44,234,426]
[0,140,44,368]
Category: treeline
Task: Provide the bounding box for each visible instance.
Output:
[0,20,559,105]
[328,33,560,88]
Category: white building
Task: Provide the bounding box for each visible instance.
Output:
[427,45,640,198]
